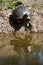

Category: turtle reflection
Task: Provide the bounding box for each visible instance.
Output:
[10,39,43,65]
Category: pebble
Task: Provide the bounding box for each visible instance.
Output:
[0,29,2,33]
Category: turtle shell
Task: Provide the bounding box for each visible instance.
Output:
[12,5,31,20]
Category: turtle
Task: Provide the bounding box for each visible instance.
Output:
[9,5,32,31]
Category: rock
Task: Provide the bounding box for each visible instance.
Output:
[0,16,3,23]
[0,23,2,29]
[19,26,25,33]
[0,29,2,33]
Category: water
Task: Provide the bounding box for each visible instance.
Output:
[0,33,43,65]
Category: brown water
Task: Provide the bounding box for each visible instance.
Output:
[0,33,43,65]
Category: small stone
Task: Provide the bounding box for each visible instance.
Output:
[19,26,25,33]
[0,17,3,23]
[0,29,2,33]
[1,28,8,34]
[27,23,29,26]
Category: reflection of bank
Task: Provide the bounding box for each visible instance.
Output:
[10,33,43,65]
[10,37,43,65]
[10,33,43,55]
[30,33,43,45]
[10,34,33,55]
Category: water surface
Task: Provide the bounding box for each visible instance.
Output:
[0,33,43,65]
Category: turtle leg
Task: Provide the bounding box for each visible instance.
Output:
[26,22,32,31]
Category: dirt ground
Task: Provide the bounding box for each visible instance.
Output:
[0,0,43,34]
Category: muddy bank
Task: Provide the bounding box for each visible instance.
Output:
[0,9,43,34]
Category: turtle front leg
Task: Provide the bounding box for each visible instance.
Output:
[25,22,32,31]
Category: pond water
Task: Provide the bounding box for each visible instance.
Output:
[0,33,43,65]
